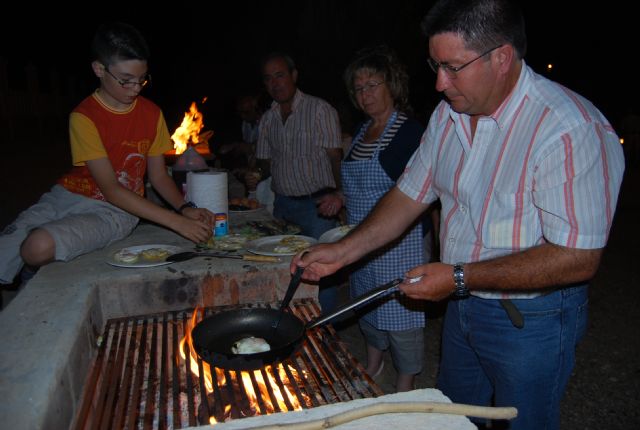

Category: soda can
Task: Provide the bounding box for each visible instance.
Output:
[214,213,228,236]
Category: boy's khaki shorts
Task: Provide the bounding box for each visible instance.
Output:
[0,185,138,283]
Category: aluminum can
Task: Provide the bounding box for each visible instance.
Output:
[214,213,228,236]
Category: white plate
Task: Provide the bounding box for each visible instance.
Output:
[246,235,317,256]
[319,224,355,243]
[107,244,184,268]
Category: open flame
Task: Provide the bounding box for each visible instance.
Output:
[179,308,304,425]
[171,99,213,154]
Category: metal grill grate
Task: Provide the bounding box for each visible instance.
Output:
[73,299,382,429]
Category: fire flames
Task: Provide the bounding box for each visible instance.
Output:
[179,308,304,425]
[171,99,213,154]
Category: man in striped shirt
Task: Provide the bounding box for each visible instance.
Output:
[251,52,344,312]
[293,0,624,428]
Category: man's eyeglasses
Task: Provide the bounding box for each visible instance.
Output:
[352,80,385,96]
[427,45,503,79]
[105,67,151,89]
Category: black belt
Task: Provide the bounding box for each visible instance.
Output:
[498,284,587,329]
[499,299,525,329]
[286,188,335,200]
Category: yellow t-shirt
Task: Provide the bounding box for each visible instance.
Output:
[58,92,171,200]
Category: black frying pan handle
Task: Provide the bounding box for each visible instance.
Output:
[280,265,305,312]
[272,265,305,330]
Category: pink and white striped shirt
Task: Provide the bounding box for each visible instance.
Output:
[398,63,625,299]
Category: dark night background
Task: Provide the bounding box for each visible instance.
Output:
[1,4,639,427]
[0,1,637,226]
[2,2,637,133]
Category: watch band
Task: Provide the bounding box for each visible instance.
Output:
[452,263,470,298]
[177,201,197,214]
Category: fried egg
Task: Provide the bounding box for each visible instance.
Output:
[113,249,139,264]
[140,248,170,261]
[231,336,271,354]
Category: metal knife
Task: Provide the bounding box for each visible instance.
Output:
[167,252,281,263]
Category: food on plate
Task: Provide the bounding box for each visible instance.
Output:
[140,247,170,261]
[338,225,353,234]
[200,234,251,251]
[229,197,261,211]
[231,336,271,354]
[319,224,355,243]
[113,249,139,264]
[273,236,312,254]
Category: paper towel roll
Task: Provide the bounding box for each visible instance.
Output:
[186,170,228,216]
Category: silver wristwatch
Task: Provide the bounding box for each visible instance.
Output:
[453,263,470,298]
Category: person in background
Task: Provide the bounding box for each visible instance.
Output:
[248,52,343,312]
[341,45,427,392]
[219,94,264,176]
[238,94,262,146]
[292,1,624,428]
[234,93,276,208]
[0,22,215,287]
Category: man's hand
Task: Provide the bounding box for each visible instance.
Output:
[290,243,347,281]
[316,192,343,217]
[244,170,262,190]
[399,262,456,301]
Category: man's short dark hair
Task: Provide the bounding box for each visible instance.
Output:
[421,0,527,58]
[261,52,296,73]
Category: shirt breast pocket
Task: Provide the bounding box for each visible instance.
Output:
[480,190,540,250]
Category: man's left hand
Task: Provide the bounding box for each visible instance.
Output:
[399,262,456,301]
[316,192,343,217]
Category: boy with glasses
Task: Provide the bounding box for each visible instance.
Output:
[0,22,215,288]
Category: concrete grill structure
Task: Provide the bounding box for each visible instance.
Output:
[0,214,477,429]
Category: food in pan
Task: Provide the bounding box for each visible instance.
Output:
[231,336,271,354]
[113,249,139,264]
[140,248,171,261]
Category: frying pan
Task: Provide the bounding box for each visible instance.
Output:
[192,277,404,371]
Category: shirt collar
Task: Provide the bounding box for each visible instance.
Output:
[490,60,530,128]
[448,60,530,130]
[269,88,304,112]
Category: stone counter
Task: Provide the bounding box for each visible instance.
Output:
[0,217,317,430]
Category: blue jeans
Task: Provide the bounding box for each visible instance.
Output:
[273,193,337,239]
[273,193,338,313]
[438,285,589,430]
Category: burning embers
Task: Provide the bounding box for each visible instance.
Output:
[180,308,305,424]
[74,300,381,430]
